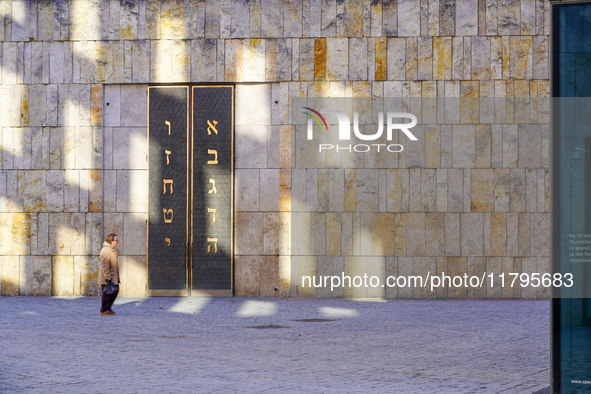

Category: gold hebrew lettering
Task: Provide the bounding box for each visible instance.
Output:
[165,150,171,165]
[165,120,171,135]
[207,208,217,223]
[163,179,174,194]
[207,149,218,165]
[208,179,217,194]
[165,238,171,246]
[207,237,218,253]
[207,120,218,135]
[163,209,173,223]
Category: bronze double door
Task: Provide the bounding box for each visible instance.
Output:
[147,86,233,296]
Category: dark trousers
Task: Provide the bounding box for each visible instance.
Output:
[100,285,119,313]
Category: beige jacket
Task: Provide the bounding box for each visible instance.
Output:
[99,242,120,285]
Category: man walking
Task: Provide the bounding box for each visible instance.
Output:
[99,234,120,315]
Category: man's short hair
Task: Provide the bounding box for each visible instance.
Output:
[105,234,117,244]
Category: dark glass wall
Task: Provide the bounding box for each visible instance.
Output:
[552,2,591,392]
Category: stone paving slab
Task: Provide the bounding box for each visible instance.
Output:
[0,297,549,393]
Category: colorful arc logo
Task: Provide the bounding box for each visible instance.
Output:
[303,107,328,131]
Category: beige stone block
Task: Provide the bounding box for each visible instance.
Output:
[132,41,150,83]
[520,257,537,299]
[348,38,368,81]
[235,126,268,169]
[420,169,437,212]
[452,126,475,168]
[69,213,86,256]
[279,168,291,213]
[470,169,494,212]
[112,127,147,170]
[425,126,440,168]
[359,213,372,256]
[355,169,378,212]
[325,38,347,81]
[493,169,510,212]
[435,169,447,213]
[451,37,464,80]
[385,256,398,298]
[1,255,19,296]
[530,213,549,257]
[411,257,435,299]
[316,256,335,298]
[518,124,542,168]
[52,256,73,296]
[324,212,340,256]
[538,169,548,213]
[224,39,243,81]
[447,169,463,212]
[533,36,548,80]
[242,39,266,82]
[12,212,31,255]
[234,212,263,255]
[260,169,279,211]
[500,257,515,298]
[59,170,77,213]
[502,125,518,168]
[397,0,420,36]
[370,213,394,256]
[491,213,507,256]
[22,170,46,213]
[416,37,433,81]
[291,212,311,256]
[260,256,280,297]
[263,212,280,256]
[525,169,537,213]
[509,36,532,80]
[406,213,425,257]
[461,213,483,256]
[518,212,530,257]
[395,257,412,298]
[318,169,329,212]
[386,170,401,213]
[392,213,405,257]
[426,213,445,257]
[123,213,147,256]
[235,84,271,126]
[446,257,467,298]
[510,169,526,212]
[434,257,448,299]
[432,37,452,80]
[506,213,518,256]
[475,124,491,168]
[235,169,259,211]
[387,38,405,81]
[73,255,99,297]
[278,255,291,297]
[310,212,326,256]
[326,169,344,212]
[126,255,147,297]
[365,257,385,299]
[484,257,502,299]
[121,85,148,127]
[85,213,102,256]
[342,257,365,298]
[444,213,460,256]
[295,256,316,298]
[190,39,217,82]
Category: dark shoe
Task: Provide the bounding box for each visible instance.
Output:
[100,311,115,316]
[108,310,116,315]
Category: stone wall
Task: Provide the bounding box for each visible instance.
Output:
[0,0,550,298]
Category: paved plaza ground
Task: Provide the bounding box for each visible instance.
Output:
[0,297,550,393]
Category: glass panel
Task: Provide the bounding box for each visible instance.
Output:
[553,3,591,392]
